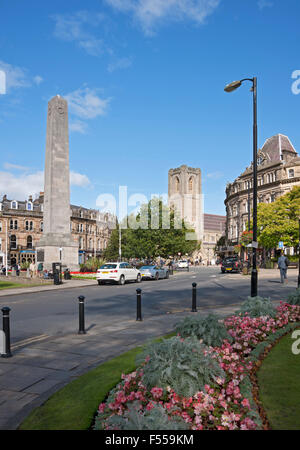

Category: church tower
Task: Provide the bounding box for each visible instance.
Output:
[168,165,203,241]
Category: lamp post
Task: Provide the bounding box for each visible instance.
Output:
[224,77,258,297]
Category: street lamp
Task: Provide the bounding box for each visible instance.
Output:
[224,77,258,297]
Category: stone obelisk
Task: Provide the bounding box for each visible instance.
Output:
[37,95,79,271]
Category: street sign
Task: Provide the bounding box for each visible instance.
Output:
[278,241,284,249]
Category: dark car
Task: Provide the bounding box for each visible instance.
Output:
[221,256,243,273]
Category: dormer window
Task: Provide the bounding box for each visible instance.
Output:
[288,169,295,179]
[27,202,33,211]
[11,201,18,209]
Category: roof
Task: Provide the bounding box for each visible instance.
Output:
[260,134,297,163]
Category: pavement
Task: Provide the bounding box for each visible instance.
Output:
[0,267,292,430]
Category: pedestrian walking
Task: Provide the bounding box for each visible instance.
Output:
[278,252,290,284]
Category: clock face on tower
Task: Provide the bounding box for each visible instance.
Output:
[56,100,65,115]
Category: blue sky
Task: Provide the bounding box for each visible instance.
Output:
[1,0,300,217]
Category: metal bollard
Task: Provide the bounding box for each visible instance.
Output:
[78,296,86,335]
[192,283,197,312]
[1,307,12,358]
[136,288,142,321]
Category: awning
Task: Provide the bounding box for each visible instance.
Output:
[20,250,35,253]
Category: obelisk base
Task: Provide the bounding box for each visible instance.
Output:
[37,233,79,272]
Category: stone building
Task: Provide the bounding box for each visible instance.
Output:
[202,214,226,263]
[168,165,225,263]
[0,192,115,267]
[224,134,300,250]
[168,165,203,241]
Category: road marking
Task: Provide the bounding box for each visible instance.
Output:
[11,334,49,350]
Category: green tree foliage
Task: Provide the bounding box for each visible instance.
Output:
[257,186,300,250]
[104,198,199,260]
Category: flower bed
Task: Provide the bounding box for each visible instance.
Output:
[94,300,300,431]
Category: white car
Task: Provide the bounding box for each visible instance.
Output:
[96,262,141,285]
[178,259,189,268]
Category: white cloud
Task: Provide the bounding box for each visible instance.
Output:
[69,120,88,134]
[257,0,273,10]
[0,169,91,200]
[107,56,132,72]
[33,75,44,85]
[0,170,44,200]
[3,162,30,171]
[105,0,221,34]
[0,60,31,92]
[51,11,105,56]
[70,171,91,187]
[65,87,111,120]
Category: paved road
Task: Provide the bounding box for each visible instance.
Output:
[0,267,297,347]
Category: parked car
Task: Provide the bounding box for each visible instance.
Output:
[139,265,169,280]
[96,262,141,285]
[178,260,189,269]
[221,257,243,273]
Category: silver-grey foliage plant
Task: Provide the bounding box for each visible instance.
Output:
[287,288,300,306]
[174,313,233,347]
[136,336,225,398]
[235,296,277,318]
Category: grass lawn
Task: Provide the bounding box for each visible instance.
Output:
[0,281,52,290]
[19,332,175,430]
[257,331,300,430]
[0,281,29,290]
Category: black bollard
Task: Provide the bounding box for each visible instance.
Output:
[136,288,142,321]
[192,282,197,312]
[78,296,86,335]
[1,307,12,358]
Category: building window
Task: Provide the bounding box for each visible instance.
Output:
[27,236,33,249]
[11,201,18,209]
[10,220,18,230]
[30,221,33,231]
[79,237,83,249]
[80,224,83,233]
[89,238,93,249]
[270,194,276,203]
[288,169,295,179]
[27,202,33,211]
[40,222,43,232]
[175,176,180,193]
[10,235,17,249]
[0,221,2,232]
[188,177,193,192]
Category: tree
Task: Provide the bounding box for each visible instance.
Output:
[104,198,199,260]
[257,186,300,250]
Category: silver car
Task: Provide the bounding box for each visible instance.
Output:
[139,265,169,280]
